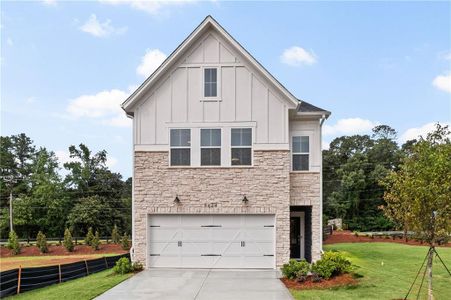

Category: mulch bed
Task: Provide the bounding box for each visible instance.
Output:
[324,231,451,247]
[0,243,128,257]
[281,273,358,290]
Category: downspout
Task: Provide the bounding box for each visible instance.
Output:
[319,114,326,255]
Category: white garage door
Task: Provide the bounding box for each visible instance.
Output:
[148,214,275,268]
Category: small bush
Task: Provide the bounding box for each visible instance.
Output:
[112,225,120,244]
[91,230,100,250]
[7,231,20,255]
[132,261,144,272]
[85,227,94,246]
[281,259,310,280]
[121,233,130,250]
[36,231,48,253]
[113,257,133,275]
[312,251,352,279]
[63,228,74,252]
[311,259,335,279]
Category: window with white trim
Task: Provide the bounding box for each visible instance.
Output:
[231,128,252,166]
[204,68,217,98]
[200,129,221,166]
[292,136,309,171]
[170,129,191,166]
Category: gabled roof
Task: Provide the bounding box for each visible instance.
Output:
[121,15,301,114]
[297,99,331,116]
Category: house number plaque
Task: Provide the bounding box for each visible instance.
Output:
[204,202,218,208]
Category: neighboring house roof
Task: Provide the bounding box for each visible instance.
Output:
[297,99,331,116]
[122,15,302,115]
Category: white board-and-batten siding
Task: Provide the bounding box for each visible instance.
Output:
[133,32,293,151]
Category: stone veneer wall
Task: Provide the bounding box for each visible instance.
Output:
[290,172,322,261]
[133,150,291,268]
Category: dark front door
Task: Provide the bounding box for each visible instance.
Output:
[290,217,301,258]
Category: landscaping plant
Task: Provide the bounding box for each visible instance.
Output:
[91,230,100,250]
[63,228,74,252]
[85,227,94,246]
[121,233,130,250]
[113,257,133,275]
[36,231,48,253]
[281,259,310,280]
[7,230,21,255]
[112,225,120,244]
[132,261,144,272]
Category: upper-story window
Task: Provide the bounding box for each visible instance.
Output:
[204,68,217,98]
[170,129,191,166]
[231,128,252,166]
[292,136,309,171]
[201,129,221,166]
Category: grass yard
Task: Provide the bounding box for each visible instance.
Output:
[0,254,120,271]
[291,243,451,300]
[6,269,132,300]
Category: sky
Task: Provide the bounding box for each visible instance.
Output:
[1,0,450,178]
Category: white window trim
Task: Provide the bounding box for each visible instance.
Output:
[200,128,222,166]
[291,135,310,172]
[169,128,191,166]
[201,66,221,101]
[231,127,253,166]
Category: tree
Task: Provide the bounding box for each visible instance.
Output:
[112,225,120,244]
[36,231,48,253]
[91,230,100,250]
[63,228,74,252]
[7,231,20,255]
[121,233,130,250]
[85,227,94,246]
[382,124,451,299]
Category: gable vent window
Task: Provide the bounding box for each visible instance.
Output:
[292,136,309,171]
[170,129,191,166]
[231,128,252,166]
[204,68,217,97]
[201,129,221,166]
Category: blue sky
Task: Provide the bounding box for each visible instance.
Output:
[1,1,450,178]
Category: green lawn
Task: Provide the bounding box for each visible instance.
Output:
[291,243,451,300]
[7,269,132,300]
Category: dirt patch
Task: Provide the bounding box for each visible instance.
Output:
[281,273,358,290]
[324,231,450,247]
[0,243,128,258]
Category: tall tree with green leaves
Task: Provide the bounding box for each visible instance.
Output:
[382,124,451,299]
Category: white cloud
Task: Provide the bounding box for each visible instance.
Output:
[42,0,57,6]
[432,73,451,94]
[400,122,451,143]
[66,89,131,127]
[79,14,127,38]
[26,96,36,104]
[6,38,13,46]
[136,49,167,78]
[100,0,196,15]
[323,118,378,136]
[281,46,317,66]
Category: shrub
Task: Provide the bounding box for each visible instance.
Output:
[63,228,74,252]
[36,231,48,253]
[281,259,310,280]
[112,225,120,244]
[132,261,144,272]
[311,251,352,279]
[113,257,133,275]
[121,233,130,250]
[311,259,335,279]
[7,231,20,255]
[85,227,94,246]
[91,230,100,250]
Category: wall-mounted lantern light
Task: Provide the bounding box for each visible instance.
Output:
[242,195,248,204]
[174,195,181,204]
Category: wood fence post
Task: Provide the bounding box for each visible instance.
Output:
[84,260,89,275]
[58,264,62,283]
[17,265,22,294]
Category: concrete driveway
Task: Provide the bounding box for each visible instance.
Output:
[96,269,293,300]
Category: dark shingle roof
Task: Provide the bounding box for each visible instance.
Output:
[297,99,331,116]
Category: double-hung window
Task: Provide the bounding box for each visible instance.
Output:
[204,68,217,98]
[170,129,191,166]
[201,129,221,166]
[231,128,252,166]
[292,136,309,171]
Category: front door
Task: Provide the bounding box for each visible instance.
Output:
[290,217,301,258]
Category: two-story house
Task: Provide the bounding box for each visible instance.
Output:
[122,16,330,269]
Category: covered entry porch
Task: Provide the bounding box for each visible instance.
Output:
[290,206,313,262]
